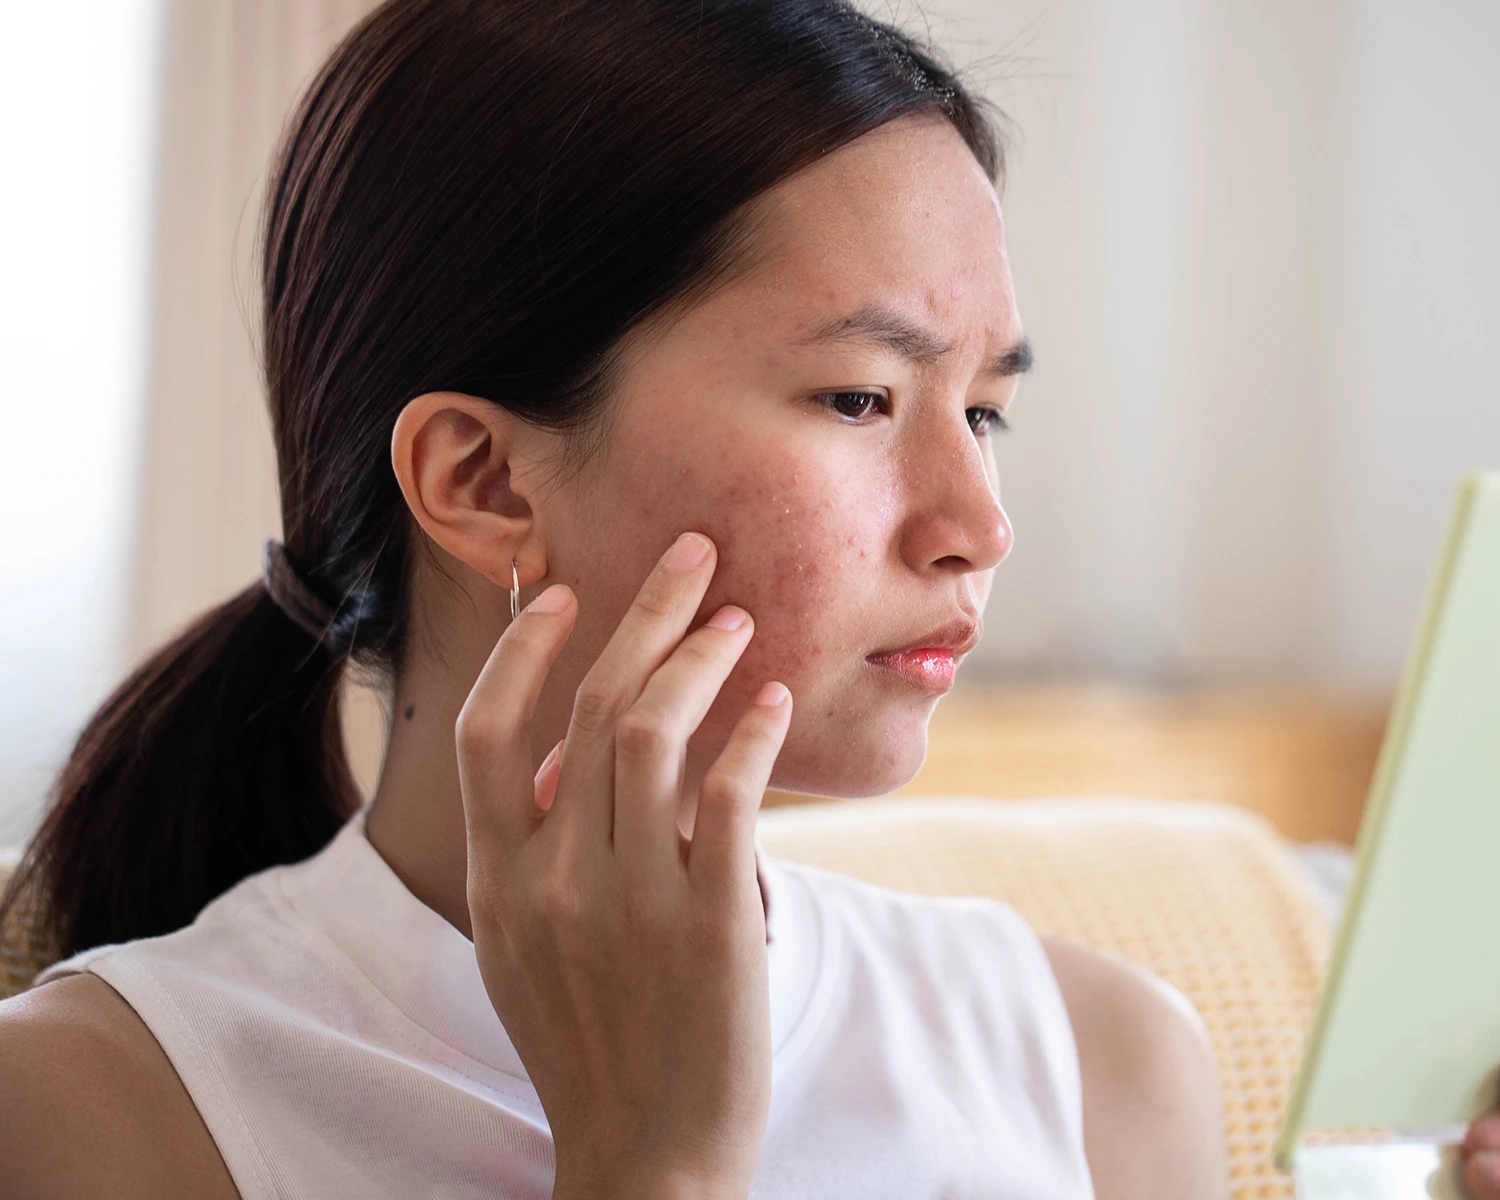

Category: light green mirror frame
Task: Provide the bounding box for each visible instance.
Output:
[1276,473,1500,1195]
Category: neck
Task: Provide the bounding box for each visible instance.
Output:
[363,657,706,941]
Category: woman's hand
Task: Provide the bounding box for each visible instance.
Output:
[454,532,791,1200]
[1464,1109,1500,1198]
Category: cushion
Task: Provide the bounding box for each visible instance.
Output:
[755,795,1332,1200]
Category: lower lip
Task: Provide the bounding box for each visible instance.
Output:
[866,648,957,693]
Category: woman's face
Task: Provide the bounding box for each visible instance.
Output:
[531,114,1025,798]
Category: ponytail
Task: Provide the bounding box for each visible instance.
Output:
[0,583,360,967]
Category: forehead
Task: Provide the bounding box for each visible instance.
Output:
[724,114,1019,344]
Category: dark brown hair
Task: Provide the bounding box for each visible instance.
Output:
[2,0,1004,963]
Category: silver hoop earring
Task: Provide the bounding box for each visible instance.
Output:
[510,560,520,622]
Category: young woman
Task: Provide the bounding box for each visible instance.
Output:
[2,2,1497,1197]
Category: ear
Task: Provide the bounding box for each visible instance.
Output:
[390,391,548,591]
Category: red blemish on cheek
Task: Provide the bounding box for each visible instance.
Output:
[765,546,825,608]
[703,446,877,678]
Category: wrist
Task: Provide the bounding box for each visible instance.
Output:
[552,1162,748,1200]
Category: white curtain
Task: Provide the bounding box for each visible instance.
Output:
[127,0,377,658]
[124,0,389,804]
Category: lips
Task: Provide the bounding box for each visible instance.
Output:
[865,617,982,693]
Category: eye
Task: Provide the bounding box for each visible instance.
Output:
[818,391,887,422]
[967,406,1010,436]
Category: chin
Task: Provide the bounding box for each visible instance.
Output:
[768,708,931,799]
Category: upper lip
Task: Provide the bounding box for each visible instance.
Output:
[868,616,983,658]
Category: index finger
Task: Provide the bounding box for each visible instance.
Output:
[547,532,718,850]
[454,583,577,863]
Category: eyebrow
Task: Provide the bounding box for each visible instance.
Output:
[799,304,1033,377]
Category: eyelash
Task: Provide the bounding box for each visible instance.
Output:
[968,406,1011,435]
[817,391,1011,436]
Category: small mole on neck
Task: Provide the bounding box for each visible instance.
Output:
[404,705,415,720]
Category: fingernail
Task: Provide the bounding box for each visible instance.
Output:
[526,584,572,614]
[664,532,711,571]
[753,681,790,707]
[707,605,748,631]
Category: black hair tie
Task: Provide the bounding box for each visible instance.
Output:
[261,538,337,645]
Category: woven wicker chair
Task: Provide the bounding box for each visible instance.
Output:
[0,852,55,1000]
[0,794,1328,1199]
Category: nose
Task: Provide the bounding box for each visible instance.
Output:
[896,416,1013,576]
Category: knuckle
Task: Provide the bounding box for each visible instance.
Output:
[700,767,755,814]
[466,888,506,944]
[453,709,498,757]
[674,635,720,670]
[615,708,673,760]
[534,867,586,930]
[464,865,496,922]
[570,682,619,734]
[632,577,679,622]
[616,884,668,933]
[456,694,527,750]
[467,866,522,940]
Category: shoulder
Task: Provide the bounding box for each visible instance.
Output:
[769,857,1043,973]
[768,853,1026,938]
[1041,937,1229,1200]
[0,972,238,1200]
[770,856,1091,1015]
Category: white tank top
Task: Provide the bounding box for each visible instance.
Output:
[35,801,1094,1199]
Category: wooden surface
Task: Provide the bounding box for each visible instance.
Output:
[765,684,1390,845]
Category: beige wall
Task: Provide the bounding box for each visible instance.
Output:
[128,0,378,663]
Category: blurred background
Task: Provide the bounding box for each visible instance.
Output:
[2,0,1496,850]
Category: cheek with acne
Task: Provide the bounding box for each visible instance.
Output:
[679,457,893,726]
